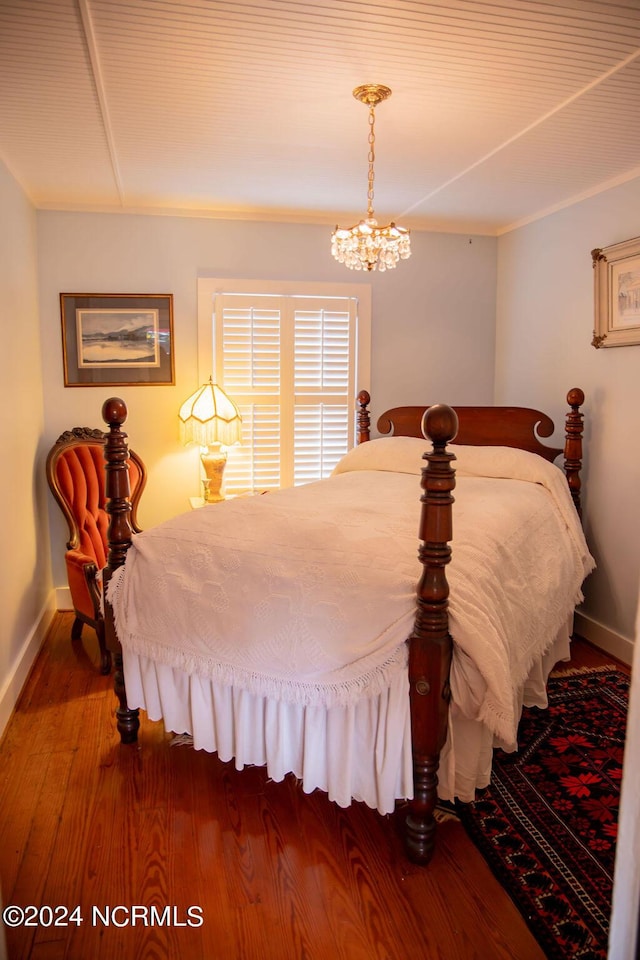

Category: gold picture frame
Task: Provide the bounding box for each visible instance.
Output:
[592,238,640,348]
[60,293,175,385]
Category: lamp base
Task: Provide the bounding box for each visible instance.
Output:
[200,444,228,503]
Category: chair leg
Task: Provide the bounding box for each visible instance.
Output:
[70,612,111,674]
[96,620,112,675]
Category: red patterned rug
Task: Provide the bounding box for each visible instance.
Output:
[456,666,629,960]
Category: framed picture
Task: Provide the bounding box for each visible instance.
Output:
[592,238,640,348]
[60,293,175,385]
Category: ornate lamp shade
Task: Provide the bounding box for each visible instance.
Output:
[178,378,242,502]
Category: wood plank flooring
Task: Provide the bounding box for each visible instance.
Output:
[0,614,621,960]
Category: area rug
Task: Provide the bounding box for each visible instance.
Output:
[456,666,629,960]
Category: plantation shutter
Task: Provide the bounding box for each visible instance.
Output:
[214,293,357,493]
[292,301,354,485]
[214,296,282,491]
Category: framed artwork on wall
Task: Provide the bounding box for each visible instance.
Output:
[60,293,175,385]
[592,238,640,348]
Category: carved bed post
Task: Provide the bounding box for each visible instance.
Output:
[102,397,140,745]
[563,388,585,518]
[405,404,458,864]
[356,390,371,444]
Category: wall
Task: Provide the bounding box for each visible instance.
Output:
[496,176,640,656]
[36,212,497,592]
[0,161,54,734]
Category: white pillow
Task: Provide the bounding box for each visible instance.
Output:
[332,437,428,477]
[333,437,564,489]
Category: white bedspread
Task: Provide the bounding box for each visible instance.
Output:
[108,438,594,751]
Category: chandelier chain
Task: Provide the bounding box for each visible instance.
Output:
[367,106,376,219]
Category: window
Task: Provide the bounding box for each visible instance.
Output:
[197,279,371,493]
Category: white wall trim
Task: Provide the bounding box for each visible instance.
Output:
[574,611,633,666]
[55,586,72,610]
[608,594,640,960]
[0,594,56,739]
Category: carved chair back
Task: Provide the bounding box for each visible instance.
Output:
[46,427,146,672]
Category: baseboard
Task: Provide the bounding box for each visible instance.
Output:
[574,611,634,666]
[55,586,72,610]
[0,595,56,740]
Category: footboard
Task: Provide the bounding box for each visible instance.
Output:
[397,391,586,862]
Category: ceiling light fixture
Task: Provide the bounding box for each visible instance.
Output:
[331,84,411,273]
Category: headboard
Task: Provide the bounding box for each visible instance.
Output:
[356,388,585,516]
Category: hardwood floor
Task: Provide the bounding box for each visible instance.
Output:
[0,614,621,960]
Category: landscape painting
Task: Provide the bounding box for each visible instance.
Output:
[60,293,174,385]
[76,309,161,368]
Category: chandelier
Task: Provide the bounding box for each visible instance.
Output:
[331,84,411,272]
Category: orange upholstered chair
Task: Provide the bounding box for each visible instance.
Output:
[46,426,146,674]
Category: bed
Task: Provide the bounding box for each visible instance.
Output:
[100,388,594,865]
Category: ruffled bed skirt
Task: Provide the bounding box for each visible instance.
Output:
[122,626,571,815]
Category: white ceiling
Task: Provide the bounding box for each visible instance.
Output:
[2,0,640,235]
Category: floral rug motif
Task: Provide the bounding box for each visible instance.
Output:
[456,666,629,960]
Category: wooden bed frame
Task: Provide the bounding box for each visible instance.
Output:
[101,388,585,865]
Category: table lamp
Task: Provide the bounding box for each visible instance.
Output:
[178,378,242,502]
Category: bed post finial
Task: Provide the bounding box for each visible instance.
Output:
[564,388,585,518]
[357,390,371,444]
[102,397,140,745]
[405,403,458,864]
